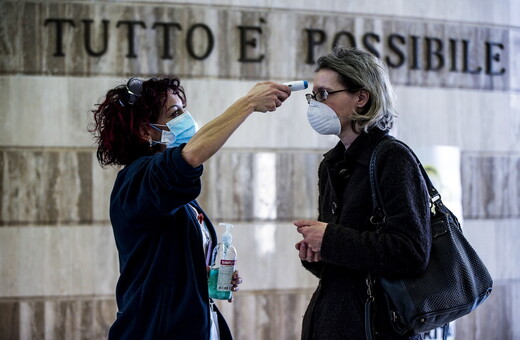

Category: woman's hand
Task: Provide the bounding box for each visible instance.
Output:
[245,81,291,113]
[294,219,328,252]
[206,267,242,303]
[295,240,321,262]
[228,270,243,303]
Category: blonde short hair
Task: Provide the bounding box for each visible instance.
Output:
[315,47,397,132]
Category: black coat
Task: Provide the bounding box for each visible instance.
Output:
[301,129,431,340]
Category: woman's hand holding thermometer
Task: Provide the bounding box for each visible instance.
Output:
[258,80,308,114]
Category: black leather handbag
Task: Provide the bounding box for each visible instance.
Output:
[364,138,493,340]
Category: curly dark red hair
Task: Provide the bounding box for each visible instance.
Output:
[90,77,186,167]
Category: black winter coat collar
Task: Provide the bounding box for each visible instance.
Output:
[319,128,390,219]
[322,128,390,169]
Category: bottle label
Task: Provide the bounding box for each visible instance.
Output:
[216,263,235,291]
[220,259,236,266]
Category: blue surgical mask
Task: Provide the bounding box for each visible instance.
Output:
[150,111,198,148]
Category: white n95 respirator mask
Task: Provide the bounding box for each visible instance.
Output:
[306,100,342,135]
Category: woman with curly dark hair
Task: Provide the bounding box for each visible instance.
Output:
[90,77,290,340]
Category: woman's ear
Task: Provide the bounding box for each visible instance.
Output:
[139,123,152,143]
[356,90,370,108]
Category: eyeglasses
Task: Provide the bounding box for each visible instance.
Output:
[305,89,350,104]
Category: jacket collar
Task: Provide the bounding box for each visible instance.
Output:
[323,128,390,167]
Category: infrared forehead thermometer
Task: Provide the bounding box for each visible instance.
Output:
[283,80,308,91]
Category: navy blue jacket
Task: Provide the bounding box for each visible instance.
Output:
[107,145,232,340]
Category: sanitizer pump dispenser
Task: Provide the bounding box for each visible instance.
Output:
[208,223,237,300]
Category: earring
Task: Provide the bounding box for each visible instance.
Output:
[148,138,153,147]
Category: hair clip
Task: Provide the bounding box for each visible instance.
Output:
[126,77,143,105]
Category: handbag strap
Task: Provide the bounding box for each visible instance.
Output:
[368,137,442,225]
[365,138,448,340]
[365,274,376,340]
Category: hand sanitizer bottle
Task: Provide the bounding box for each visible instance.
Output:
[208,223,237,300]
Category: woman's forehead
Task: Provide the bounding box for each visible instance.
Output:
[165,90,184,107]
[314,69,341,89]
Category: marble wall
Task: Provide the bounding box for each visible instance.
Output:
[1,2,515,91]
[1,1,519,339]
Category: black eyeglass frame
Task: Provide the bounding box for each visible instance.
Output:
[305,89,352,104]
